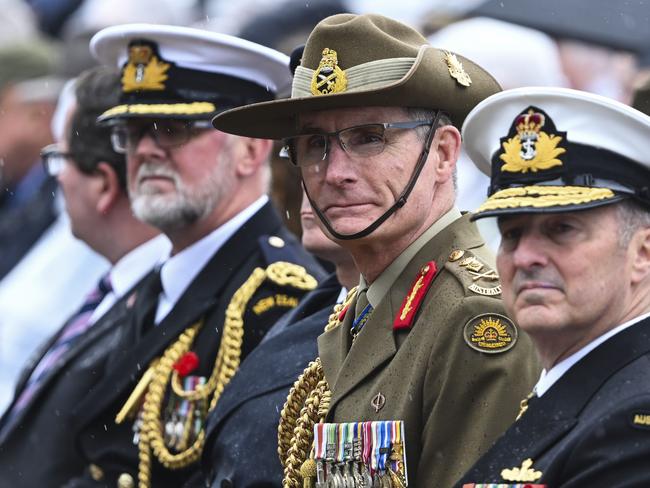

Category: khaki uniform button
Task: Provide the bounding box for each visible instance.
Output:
[268,236,285,248]
[117,472,135,488]
[89,464,104,481]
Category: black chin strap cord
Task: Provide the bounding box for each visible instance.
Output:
[303,111,442,241]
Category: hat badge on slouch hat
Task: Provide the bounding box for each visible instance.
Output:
[310,48,347,95]
[462,86,650,219]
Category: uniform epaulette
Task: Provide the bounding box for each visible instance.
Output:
[444,249,502,297]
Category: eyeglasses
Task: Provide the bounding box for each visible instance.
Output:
[110,119,214,154]
[41,144,74,176]
[281,120,434,167]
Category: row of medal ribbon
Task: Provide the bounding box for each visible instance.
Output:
[311,420,408,487]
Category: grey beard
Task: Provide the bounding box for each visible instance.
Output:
[131,192,212,232]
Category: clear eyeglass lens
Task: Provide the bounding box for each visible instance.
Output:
[290,124,387,167]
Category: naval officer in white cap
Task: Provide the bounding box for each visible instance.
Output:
[456,86,650,487]
[65,24,325,488]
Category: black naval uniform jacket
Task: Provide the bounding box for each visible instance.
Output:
[0,281,139,487]
[456,315,650,488]
[65,203,325,488]
[200,273,343,488]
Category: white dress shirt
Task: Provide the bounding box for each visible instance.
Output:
[89,234,171,324]
[154,195,268,324]
[535,311,650,397]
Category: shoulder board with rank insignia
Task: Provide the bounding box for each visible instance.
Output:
[445,249,502,297]
[394,261,438,331]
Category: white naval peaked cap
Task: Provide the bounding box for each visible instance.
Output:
[90,23,291,122]
[462,86,650,218]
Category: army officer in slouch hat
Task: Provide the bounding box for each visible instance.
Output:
[213,13,539,487]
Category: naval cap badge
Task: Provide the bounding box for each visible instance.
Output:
[499,107,567,174]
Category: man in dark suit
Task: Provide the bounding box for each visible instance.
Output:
[0,40,64,279]
[65,25,325,488]
[0,66,166,487]
[455,87,650,487]
[201,192,358,487]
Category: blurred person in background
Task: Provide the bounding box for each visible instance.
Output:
[469,0,645,104]
[428,16,569,247]
[0,40,64,280]
[0,65,168,487]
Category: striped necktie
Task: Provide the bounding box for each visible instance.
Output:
[6,273,113,418]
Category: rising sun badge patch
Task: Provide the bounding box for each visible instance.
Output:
[463,313,518,354]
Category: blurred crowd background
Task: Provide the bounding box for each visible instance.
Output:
[0,0,649,413]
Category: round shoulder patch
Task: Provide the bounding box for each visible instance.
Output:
[463,313,518,354]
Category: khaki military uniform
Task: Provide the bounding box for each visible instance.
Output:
[319,213,540,486]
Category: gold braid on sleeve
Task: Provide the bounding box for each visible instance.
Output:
[134,262,318,488]
[278,288,357,488]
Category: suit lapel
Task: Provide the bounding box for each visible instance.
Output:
[0,298,132,442]
[75,203,283,428]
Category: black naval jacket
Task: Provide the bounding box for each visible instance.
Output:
[0,282,138,487]
[456,315,650,488]
[200,273,342,488]
[65,203,325,488]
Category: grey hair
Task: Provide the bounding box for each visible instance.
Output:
[616,199,650,248]
[405,107,456,190]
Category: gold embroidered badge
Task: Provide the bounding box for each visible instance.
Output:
[310,48,347,95]
[501,458,543,482]
[448,249,465,262]
[631,412,650,430]
[444,51,472,87]
[122,42,170,92]
[463,314,517,354]
[499,109,566,174]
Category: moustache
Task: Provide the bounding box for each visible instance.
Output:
[135,162,181,188]
[511,268,563,295]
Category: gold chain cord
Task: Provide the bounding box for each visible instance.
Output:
[137,262,317,488]
[278,288,357,488]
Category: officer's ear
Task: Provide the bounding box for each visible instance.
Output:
[95,161,121,215]
[630,224,650,285]
[429,124,461,184]
[234,136,273,177]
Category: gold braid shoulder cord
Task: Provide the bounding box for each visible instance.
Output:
[278,287,358,488]
[128,261,317,488]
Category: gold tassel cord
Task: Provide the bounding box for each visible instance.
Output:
[278,289,356,488]
[134,262,317,488]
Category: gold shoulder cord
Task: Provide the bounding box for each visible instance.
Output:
[278,288,357,488]
[131,262,317,488]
